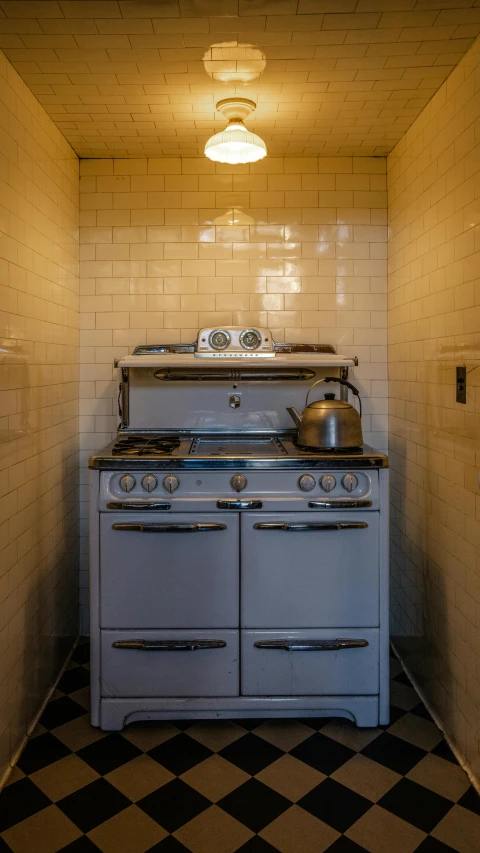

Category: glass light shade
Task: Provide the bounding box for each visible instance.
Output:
[204,121,267,164]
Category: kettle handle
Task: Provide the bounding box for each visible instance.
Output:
[324,376,360,397]
[324,376,362,419]
[305,376,362,419]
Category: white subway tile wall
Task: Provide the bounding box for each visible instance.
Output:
[388,37,480,781]
[78,154,388,629]
[0,53,79,783]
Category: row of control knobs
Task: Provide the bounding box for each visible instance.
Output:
[119,472,358,494]
[298,473,358,493]
[119,474,179,493]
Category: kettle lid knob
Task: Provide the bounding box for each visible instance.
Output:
[324,393,336,400]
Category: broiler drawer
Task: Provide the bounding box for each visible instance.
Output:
[241,629,379,696]
[241,512,379,628]
[101,630,239,697]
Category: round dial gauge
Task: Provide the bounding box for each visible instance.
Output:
[209,329,230,350]
[240,329,261,350]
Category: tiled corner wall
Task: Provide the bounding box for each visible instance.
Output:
[0,51,79,784]
[388,37,480,782]
[79,155,388,629]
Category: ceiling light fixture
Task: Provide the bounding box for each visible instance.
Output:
[204,98,266,165]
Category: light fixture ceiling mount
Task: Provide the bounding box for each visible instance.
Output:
[204,98,267,165]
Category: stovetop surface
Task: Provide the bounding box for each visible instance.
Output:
[89,433,388,469]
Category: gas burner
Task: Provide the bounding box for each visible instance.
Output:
[111,436,180,457]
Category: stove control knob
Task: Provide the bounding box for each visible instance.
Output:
[298,474,316,492]
[163,475,180,493]
[119,474,135,493]
[341,473,358,493]
[142,474,157,493]
[320,474,336,493]
[231,474,247,492]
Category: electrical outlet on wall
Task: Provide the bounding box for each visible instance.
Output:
[456,366,466,404]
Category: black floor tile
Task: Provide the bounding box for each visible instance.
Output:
[148,733,212,776]
[0,778,51,832]
[17,733,71,774]
[71,644,89,665]
[231,719,265,731]
[59,838,101,851]
[40,697,86,731]
[387,705,408,725]
[146,839,190,852]
[138,779,210,833]
[77,733,142,775]
[393,671,412,686]
[299,778,372,832]
[414,837,457,852]
[218,778,291,833]
[361,732,426,775]
[290,732,355,776]
[457,786,480,816]
[301,717,335,731]
[57,778,131,833]
[325,837,369,852]
[430,740,457,765]
[378,778,453,833]
[57,667,91,696]
[410,702,434,722]
[219,733,283,776]
[235,837,281,852]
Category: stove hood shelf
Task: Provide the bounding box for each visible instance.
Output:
[116,353,358,369]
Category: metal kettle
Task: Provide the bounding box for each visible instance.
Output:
[287,376,363,449]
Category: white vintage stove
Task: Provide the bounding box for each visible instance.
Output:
[89,327,389,731]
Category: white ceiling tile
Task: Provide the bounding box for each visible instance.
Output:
[1,0,478,156]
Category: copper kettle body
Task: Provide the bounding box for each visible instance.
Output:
[287,376,363,449]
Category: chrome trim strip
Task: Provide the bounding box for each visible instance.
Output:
[111,522,227,532]
[308,500,372,509]
[106,502,171,511]
[253,521,368,531]
[120,367,129,428]
[112,639,227,651]
[254,639,369,652]
[217,500,263,509]
[154,367,315,381]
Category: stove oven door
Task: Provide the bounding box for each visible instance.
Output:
[100,512,239,628]
[241,512,378,628]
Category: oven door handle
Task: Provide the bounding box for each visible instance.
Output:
[107,502,171,511]
[111,522,227,533]
[217,500,263,509]
[308,500,372,509]
[253,522,368,531]
[112,639,227,651]
[254,639,369,652]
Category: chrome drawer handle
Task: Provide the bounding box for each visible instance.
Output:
[112,639,227,651]
[254,639,369,652]
[253,522,368,531]
[106,502,171,511]
[217,500,263,509]
[308,500,372,509]
[111,522,227,532]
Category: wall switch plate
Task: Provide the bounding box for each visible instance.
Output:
[456,366,466,404]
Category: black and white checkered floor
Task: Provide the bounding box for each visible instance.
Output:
[0,642,479,853]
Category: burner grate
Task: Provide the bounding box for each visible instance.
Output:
[111,436,181,456]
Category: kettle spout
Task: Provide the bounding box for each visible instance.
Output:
[286,407,302,428]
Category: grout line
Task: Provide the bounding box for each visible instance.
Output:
[391,641,480,795]
[0,636,80,792]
